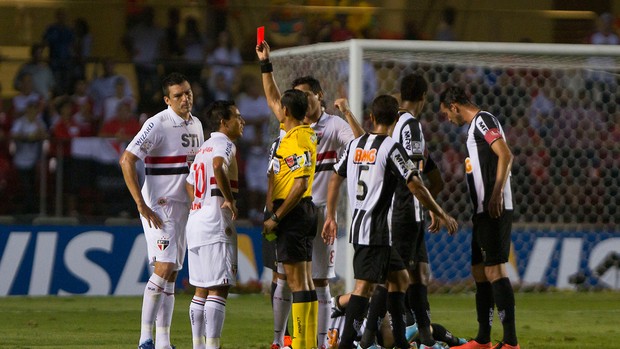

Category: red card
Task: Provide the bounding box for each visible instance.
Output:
[257,26,264,46]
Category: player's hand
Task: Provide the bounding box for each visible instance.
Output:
[334,98,350,114]
[429,211,458,236]
[221,200,238,220]
[256,40,270,61]
[322,217,337,245]
[488,191,504,218]
[137,203,163,229]
[263,216,278,234]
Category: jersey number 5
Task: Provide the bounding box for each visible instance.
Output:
[356,165,369,201]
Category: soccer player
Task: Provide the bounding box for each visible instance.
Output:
[392,73,446,349]
[257,40,364,349]
[439,86,519,349]
[120,73,204,349]
[185,100,244,349]
[322,95,457,349]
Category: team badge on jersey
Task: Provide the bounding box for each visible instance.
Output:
[157,238,170,251]
[139,139,154,154]
[285,151,312,171]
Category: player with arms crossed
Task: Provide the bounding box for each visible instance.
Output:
[185,101,244,349]
[322,95,457,349]
[257,39,364,349]
[120,73,204,349]
[439,86,519,349]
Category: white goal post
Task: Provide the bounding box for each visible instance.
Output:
[270,40,620,292]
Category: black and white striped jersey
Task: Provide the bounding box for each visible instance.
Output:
[333,133,419,246]
[465,111,513,214]
[391,110,425,222]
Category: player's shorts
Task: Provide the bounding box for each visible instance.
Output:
[391,217,429,269]
[312,205,336,279]
[142,198,189,270]
[387,246,406,272]
[353,244,392,284]
[188,241,238,288]
[273,197,317,263]
[471,210,513,266]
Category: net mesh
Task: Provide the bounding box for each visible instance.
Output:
[271,42,620,229]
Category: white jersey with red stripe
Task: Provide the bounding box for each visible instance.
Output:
[310,112,355,206]
[186,132,239,248]
[125,106,204,205]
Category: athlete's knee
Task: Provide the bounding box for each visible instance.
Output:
[313,278,329,287]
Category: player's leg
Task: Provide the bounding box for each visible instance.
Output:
[189,287,208,349]
[386,268,409,349]
[339,279,372,349]
[312,205,336,348]
[272,269,292,348]
[155,203,188,349]
[284,261,314,349]
[205,286,230,349]
[482,211,518,348]
[139,261,175,348]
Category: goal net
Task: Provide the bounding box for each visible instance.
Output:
[270,40,620,291]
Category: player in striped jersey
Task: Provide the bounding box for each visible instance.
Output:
[185,101,244,349]
[440,86,519,349]
[120,73,204,349]
[392,74,446,348]
[322,95,457,349]
[257,40,364,349]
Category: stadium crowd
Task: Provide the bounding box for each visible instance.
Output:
[0,6,617,228]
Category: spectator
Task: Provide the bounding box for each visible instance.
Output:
[98,101,141,143]
[123,6,164,112]
[13,43,55,102]
[206,31,242,94]
[88,58,133,120]
[103,77,136,122]
[10,101,48,214]
[181,16,208,82]
[72,18,92,82]
[71,80,97,137]
[435,7,457,41]
[42,8,75,96]
[11,73,44,120]
[585,12,619,87]
[268,5,304,47]
[235,74,271,222]
[162,7,183,76]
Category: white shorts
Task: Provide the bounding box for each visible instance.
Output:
[312,205,336,279]
[142,199,189,270]
[188,241,238,289]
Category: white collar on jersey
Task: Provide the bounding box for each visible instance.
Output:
[167,106,194,125]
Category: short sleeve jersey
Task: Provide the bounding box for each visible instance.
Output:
[466,111,513,214]
[271,124,317,201]
[311,112,355,206]
[125,106,204,205]
[333,133,419,246]
[186,132,238,248]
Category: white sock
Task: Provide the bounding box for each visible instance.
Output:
[190,296,206,349]
[139,274,166,345]
[273,278,291,345]
[316,285,331,348]
[205,295,227,349]
[155,282,175,349]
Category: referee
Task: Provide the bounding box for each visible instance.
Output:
[259,42,319,349]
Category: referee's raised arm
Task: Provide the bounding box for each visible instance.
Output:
[256,40,286,122]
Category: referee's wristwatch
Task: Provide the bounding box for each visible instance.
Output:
[270,212,281,224]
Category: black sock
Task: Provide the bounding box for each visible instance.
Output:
[360,286,388,347]
[388,291,409,349]
[409,284,433,345]
[431,323,460,346]
[340,294,369,349]
[405,285,416,326]
[492,277,518,346]
[475,281,494,344]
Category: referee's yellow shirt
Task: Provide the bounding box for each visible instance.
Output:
[271,125,317,201]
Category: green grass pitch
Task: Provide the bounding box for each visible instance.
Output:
[0,291,618,348]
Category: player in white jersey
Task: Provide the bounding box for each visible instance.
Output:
[322,95,457,349]
[120,73,204,349]
[185,100,244,349]
[257,40,364,349]
[440,86,518,349]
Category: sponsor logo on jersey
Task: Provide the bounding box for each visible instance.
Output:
[465,157,473,174]
[403,130,411,150]
[285,151,312,171]
[272,158,281,174]
[476,119,489,133]
[353,148,377,164]
[225,142,233,157]
[181,133,200,147]
[390,151,413,172]
[157,238,170,251]
[135,122,155,147]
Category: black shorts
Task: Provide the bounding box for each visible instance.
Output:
[471,210,513,266]
[388,246,406,272]
[353,244,392,284]
[392,218,429,269]
[273,198,317,263]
